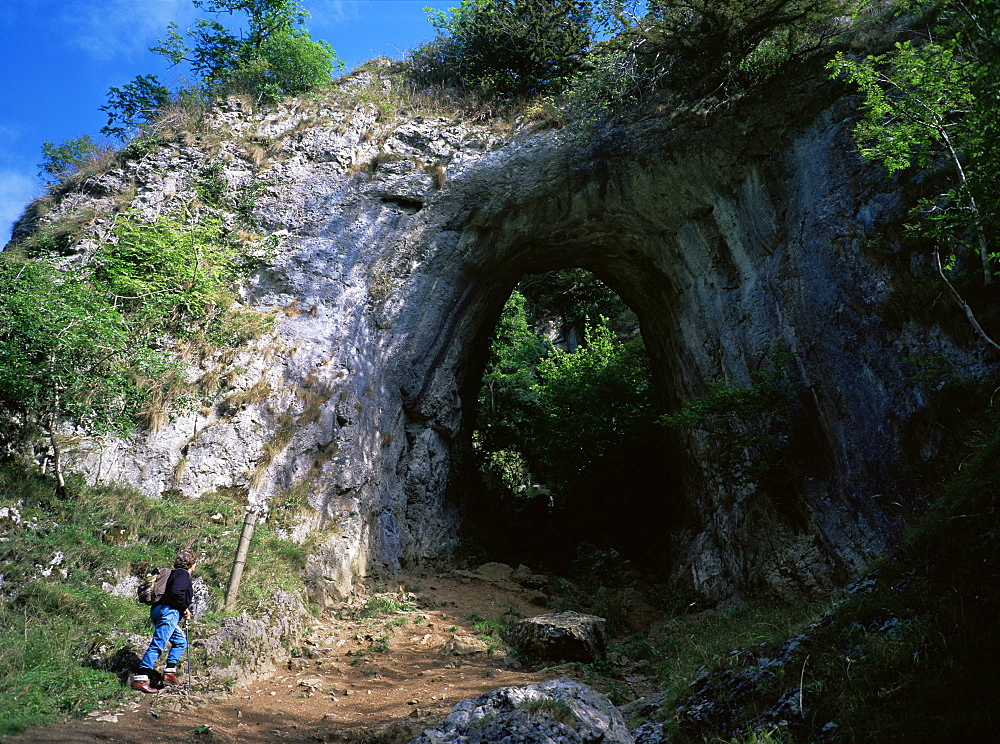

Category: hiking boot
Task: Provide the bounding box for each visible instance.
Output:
[161,671,180,686]
[131,679,158,694]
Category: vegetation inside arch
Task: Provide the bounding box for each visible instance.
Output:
[465,268,683,569]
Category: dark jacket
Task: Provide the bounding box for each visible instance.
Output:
[158,568,193,612]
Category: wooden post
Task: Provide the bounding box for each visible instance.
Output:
[223,508,258,611]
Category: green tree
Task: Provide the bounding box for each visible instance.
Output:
[531,318,653,487]
[411,0,592,98]
[829,14,999,352]
[829,42,992,284]
[474,272,653,500]
[477,291,545,455]
[100,0,341,138]
[150,0,341,101]
[37,136,102,183]
[0,259,168,489]
[99,74,172,141]
[567,0,845,122]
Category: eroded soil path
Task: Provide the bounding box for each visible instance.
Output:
[1,572,569,744]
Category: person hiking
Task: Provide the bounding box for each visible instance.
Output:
[131,549,197,693]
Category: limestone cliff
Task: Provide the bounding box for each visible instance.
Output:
[11,62,993,603]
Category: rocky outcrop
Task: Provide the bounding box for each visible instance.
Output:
[511,612,608,663]
[408,678,634,744]
[86,588,310,694]
[13,62,993,603]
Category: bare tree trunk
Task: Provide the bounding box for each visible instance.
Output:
[224,508,258,611]
[941,128,992,286]
[48,394,65,494]
[935,250,1000,355]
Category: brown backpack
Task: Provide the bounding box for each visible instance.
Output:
[136,567,172,605]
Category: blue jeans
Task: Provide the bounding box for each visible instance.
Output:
[138,605,186,672]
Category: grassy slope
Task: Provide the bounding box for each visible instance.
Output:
[0,462,311,734]
[650,401,1000,743]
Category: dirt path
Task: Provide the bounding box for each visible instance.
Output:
[1,572,567,744]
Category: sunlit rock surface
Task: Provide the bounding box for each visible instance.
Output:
[17,64,990,603]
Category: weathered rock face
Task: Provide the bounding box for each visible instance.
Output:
[408,678,634,744]
[18,64,991,603]
[511,612,608,663]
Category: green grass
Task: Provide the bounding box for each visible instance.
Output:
[0,586,140,734]
[0,458,312,733]
[467,611,518,654]
[643,402,1000,743]
[347,595,416,620]
[559,599,821,710]
[517,697,577,725]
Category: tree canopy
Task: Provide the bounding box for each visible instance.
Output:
[101,0,341,140]
[410,0,593,98]
[829,0,1000,351]
[0,259,170,487]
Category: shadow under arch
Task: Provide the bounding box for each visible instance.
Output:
[371,82,904,600]
[450,259,691,574]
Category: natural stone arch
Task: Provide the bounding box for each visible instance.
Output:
[339,92,898,603]
[65,69,948,604]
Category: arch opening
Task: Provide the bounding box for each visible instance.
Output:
[451,267,687,573]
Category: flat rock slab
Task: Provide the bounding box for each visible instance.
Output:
[510,611,607,663]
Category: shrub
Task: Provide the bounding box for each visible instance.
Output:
[532,319,654,488]
[98,212,240,331]
[410,0,592,99]
[659,350,804,489]
[566,0,850,124]
[37,136,105,183]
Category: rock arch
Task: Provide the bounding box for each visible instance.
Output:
[69,73,949,603]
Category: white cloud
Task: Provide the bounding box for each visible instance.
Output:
[59,0,196,60]
[309,0,353,23]
[0,170,41,245]
[0,123,22,150]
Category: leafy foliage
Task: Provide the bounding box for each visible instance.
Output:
[565,0,847,122]
[532,319,653,487]
[829,41,973,174]
[97,213,239,329]
[100,0,341,139]
[0,258,169,454]
[150,0,341,101]
[829,1,999,349]
[37,136,103,183]
[660,351,804,489]
[1,210,273,467]
[99,74,172,141]
[639,0,842,88]
[410,0,592,98]
[477,291,545,455]
[474,274,653,506]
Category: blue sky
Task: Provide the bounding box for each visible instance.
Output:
[0,0,456,241]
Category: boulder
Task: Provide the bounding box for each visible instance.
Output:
[442,634,490,656]
[632,722,671,744]
[476,562,514,582]
[512,564,548,590]
[615,588,660,632]
[407,678,634,744]
[510,611,607,662]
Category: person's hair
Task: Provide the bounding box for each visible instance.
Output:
[174,549,197,570]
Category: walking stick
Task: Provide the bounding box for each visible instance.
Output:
[184,617,192,683]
